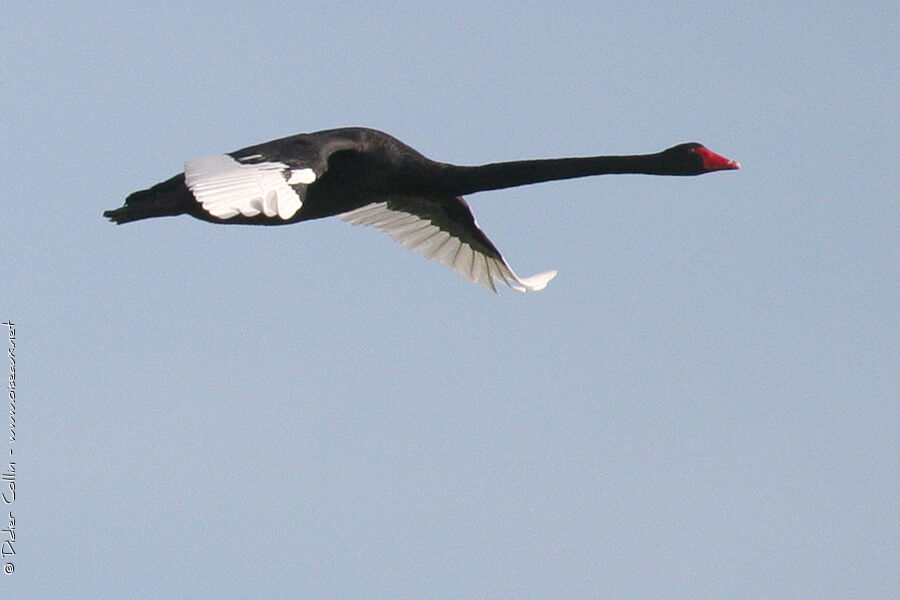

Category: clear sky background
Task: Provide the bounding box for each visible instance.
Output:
[2,2,897,598]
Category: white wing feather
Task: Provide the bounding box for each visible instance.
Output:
[340,202,557,292]
[184,155,312,220]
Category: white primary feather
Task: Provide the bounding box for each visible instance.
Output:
[340,202,557,292]
[287,168,316,185]
[184,155,312,220]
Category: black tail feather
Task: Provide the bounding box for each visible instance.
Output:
[104,173,190,224]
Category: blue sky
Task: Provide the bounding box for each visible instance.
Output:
[2,2,898,598]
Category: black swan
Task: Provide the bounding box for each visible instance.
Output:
[104,127,739,292]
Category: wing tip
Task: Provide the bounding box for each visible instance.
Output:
[509,269,558,293]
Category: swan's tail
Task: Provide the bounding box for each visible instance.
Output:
[104,173,190,224]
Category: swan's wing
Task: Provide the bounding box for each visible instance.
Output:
[184,154,315,220]
[340,197,557,293]
[183,132,361,221]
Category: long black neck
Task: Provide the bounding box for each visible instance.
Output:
[435,153,669,196]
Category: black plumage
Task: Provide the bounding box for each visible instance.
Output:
[104,127,738,291]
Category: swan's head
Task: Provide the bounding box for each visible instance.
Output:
[662,143,741,175]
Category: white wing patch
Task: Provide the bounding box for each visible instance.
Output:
[287,168,316,185]
[184,155,314,220]
[340,202,557,293]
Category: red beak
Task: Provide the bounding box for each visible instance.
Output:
[696,146,741,171]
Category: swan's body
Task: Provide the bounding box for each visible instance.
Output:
[104,127,739,292]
